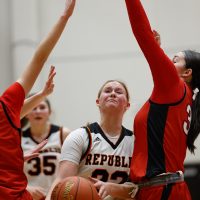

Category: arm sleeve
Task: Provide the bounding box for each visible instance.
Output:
[1,82,25,126]
[125,0,185,103]
[60,128,89,165]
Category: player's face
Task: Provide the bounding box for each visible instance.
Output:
[96,81,130,113]
[172,52,193,82]
[172,52,187,78]
[26,101,50,125]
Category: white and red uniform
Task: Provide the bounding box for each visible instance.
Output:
[22,124,64,194]
[60,122,134,184]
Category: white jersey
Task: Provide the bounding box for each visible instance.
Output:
[22,124,63,194]
[60,122,134,184]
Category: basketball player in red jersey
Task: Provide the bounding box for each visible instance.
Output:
[0,0,76,199]
[91,0,200,199]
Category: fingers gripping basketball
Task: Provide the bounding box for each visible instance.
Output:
[51,176,100,200]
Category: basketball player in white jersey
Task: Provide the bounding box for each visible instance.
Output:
[46,80,134,200]
[21,95,70,200]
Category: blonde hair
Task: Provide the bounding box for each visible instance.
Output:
[97,80,130,101]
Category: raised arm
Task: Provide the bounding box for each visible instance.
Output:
[17,0,76,96]
[20,66,56,119]
[125,0,184,103]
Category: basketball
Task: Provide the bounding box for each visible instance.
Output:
[51,176,100,200]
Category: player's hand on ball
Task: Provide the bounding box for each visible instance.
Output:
[89,177,111,199]
[90,177,138,200]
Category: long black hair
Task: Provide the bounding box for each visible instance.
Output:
[183,50,200,153]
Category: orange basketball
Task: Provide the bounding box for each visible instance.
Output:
[51,176,100,200]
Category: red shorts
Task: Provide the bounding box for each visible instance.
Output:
[135,182,191,200]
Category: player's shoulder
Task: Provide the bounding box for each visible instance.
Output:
[66,126,87,140]
[48,124,65,139]
[122,126,133,136]
[22,128,31,137]
[50,124,60,133]
[82,122,98,131]
[82,122,103,135]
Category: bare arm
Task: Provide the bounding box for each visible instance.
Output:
[46,127,86,199]
[20,66,56,119]
[24,139,48,161]
[17,0,76,96]
[46,160,78,200]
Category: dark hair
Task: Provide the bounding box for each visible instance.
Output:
[20,93,51,128]
[97,80,130,102]
[183,50,200,153]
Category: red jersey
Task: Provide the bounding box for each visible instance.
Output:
[0,82,32,200]
[125,0,192,199]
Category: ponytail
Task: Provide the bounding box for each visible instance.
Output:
[183,50,200,153]
[187,90,200,153]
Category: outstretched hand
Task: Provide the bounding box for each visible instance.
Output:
[20,66,56,119]
[24,139,48,161]
[40,65,56,97]
[63,0,76,18]
[153,30,161,46]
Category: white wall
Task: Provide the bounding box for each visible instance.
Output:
[0,0,12,93]
[1,0,200,162]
